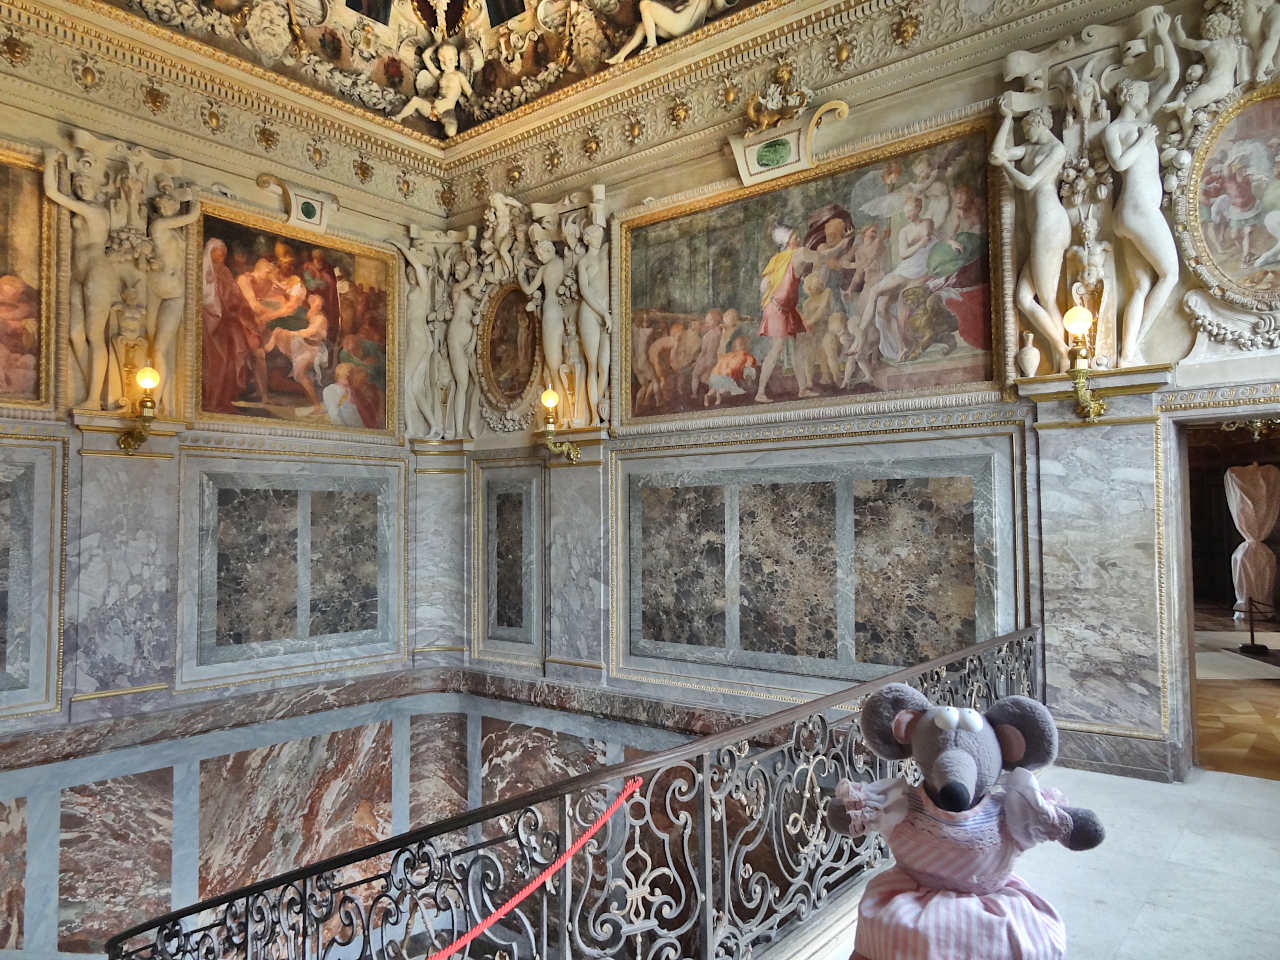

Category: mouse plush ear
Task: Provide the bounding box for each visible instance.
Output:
[985,696,1058,770]
[860,683,930,760]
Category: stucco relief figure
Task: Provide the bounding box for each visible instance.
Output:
[395,42,475,138]
[43,149,117,410]
[108,279,148,411]
[1241,0,1280,84]
[483,193,526,282]
[518,238,569,422]
[990,101,1072,372]
[1102,10,1180,365]
[393,238,440,438]
[605,0,729,65]
[1065,214,1117,367]
[447,256,482,438]
[146,178,199,413]
[575,221,610,424]
[1165,12,1246,135]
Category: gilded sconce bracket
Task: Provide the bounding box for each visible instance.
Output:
[1070,367,1107,423]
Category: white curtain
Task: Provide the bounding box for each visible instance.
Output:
[1224,463,1280,619]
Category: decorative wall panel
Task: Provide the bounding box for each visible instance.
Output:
[852,476,976,666]
[474,462,542,662]
[409,712,467,827]
[198,722,392,897]
[0,439,63,719]
[58,769,173,953]
[618,439,1006,692]
[178,454,403,691]
[0,796,23,949]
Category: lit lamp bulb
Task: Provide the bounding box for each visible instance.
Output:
[135,367,160,392]
[1062,306,1093,369]
[540,387,560,411]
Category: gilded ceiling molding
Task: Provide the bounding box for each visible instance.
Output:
[0,0,447,168]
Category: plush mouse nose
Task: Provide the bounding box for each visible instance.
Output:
[937,782,971,812]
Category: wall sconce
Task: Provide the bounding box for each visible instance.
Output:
[118,366,160,454]
[538,388,581,463]
[1063,306,1106,423]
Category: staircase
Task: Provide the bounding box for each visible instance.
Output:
[106,629,1041,960]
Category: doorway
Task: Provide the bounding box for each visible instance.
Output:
[1185,422,1280,779]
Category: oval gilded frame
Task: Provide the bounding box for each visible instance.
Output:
[477,282,542,413]
[1175,81,1280,312]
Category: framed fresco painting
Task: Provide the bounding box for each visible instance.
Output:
[196,202,398,437]
[1179,84,1280,310]
[0,145,53,411]
[618,119,999,427]
[477,282,541,414]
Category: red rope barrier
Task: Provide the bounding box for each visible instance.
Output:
[423,776,644,960]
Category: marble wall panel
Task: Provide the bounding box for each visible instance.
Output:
[215,487,299,647]
[58,769,173,953]
[493,491,525,629]
[198,722,392,896]
[480,718,608,806]
[72,456,178,694]
[738,481,837,659]
[412,473,465,651]
[309,490,379,636]
[853,476,976,666]
[546,462,607,666]
[0,796,23,948]
[635,483,726,646]
[0,479,10,679]
[1039,424,1163,733]
[409,712,467,826]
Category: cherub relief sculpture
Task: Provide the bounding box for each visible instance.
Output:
[394,40,478,137]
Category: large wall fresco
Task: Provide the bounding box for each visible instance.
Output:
[623,124,994,424]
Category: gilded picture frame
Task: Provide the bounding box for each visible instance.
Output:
[476,281,542,415]
[1175,81,1280,312]
[617,118,1003,429]
[0,144,55,412]
[194,200,399,439]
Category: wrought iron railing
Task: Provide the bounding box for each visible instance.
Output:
[106,628,1041,960]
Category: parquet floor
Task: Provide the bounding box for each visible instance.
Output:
[1195,678,1280,780]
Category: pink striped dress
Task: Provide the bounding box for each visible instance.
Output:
[838,768,1072,960]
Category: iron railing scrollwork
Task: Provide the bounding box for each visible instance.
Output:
[107,628,1041,960]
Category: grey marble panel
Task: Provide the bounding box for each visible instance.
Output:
[178,454,402,692]
[853,476,977,666]
[632,481,726,647]
[72,453,177,698]
[546,463,607,665]
[1039,424,1163,733]
[0,467,31,693]
[612,434,1012,701]
[739,481,837,659]
[412,472,465,652]
[482,468,541,652]
[215,487,299,648]
[310,490,379,636]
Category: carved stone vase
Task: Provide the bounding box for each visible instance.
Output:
[1015,331,1042,378]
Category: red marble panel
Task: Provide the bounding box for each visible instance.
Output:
[198,722,392,897]
[58,769,173,953]
[409,713,467,827]
[0,797,24,949]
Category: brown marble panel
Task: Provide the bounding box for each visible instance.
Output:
[0,669,448,774]
[0,797,23,949]
[58,769,173,953]
[409,713,467,827]
[493,491,525,629]
[480,718,608,806]
[853,476,976,666]
[739,481,837,658]
[198,722,392,897]
[309,489,378,636]
[638,484,726,646]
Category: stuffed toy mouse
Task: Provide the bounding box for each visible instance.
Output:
[828,682,1104,960]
